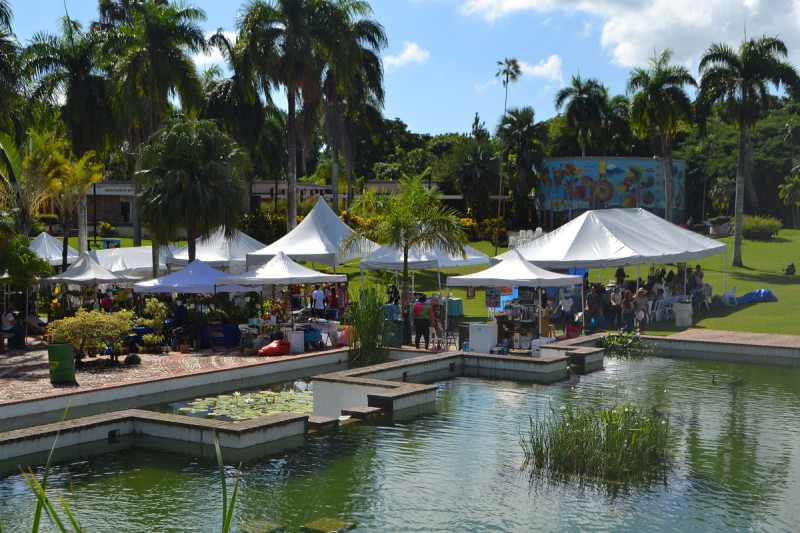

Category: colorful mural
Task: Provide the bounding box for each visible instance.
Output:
[539,157,685,222]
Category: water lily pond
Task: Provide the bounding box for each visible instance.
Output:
[154,380,314,421]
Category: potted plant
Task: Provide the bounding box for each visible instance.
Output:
[139,333,164,354]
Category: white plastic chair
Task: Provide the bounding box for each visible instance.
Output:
[651,300,664,322]
[508,236,517,249]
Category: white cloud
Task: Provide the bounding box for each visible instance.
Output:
[192,30,236,73]
[384,42,431,72]
[458,0,800,70]
[475,78,499,93]
[520,54,563,84]
[582,20,592,38]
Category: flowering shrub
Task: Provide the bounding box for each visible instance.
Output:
[460,218,480,241]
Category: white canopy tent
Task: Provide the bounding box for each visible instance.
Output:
[447,249,584,339]
[246,196,378,270]
[133,259,253,294]
[168,228,265,273]
[89,245,178,278]
[448,249,583,288]
[494,208,728,292]
[29,232,78,267]
[359,243,490,293]
[43,253,139,286]
[218,251,346,286]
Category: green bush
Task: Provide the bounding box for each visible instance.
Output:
[46,308,135,358]
[139,333,165,354]
[709,215,730,225]
[348,286,391,367]
[98,221,116,237]
[36,213,59,225]
[737,214,782,239]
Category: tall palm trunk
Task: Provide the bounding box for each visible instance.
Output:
[286,89,298,230]
[733,120,747,267]
[331,145,340,213]
[187,222,197,264]
[661,134,674,222]
[580,129,587,157]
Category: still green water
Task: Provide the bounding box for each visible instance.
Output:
[1,356,799,532]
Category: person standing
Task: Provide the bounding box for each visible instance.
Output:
[311,285,326,318]
[2,305,24,349]
[554,292,575,332]
[327,288,340,320]
[610,285,623,328]
[412,295,432,349]
[633,288,649,333]
[621,290,635,333]
[586,286,603,330]
[430,295,445,341]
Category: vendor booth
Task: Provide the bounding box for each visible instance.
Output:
[447,249,583,354]
[169,228,265,273]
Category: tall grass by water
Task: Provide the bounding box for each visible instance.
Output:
[520,403,671,482]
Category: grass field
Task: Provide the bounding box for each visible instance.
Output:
[68,230,800,336]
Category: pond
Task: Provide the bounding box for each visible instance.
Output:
[1,356,799,532]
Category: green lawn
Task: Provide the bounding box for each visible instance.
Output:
[67,231,800,335]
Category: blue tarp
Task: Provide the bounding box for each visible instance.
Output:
[735,289,778,305]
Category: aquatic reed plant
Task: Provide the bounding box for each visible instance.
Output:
[213,430,241,533]
[597,331,656,359]
[348,286,391,367]
[520,403,670,481]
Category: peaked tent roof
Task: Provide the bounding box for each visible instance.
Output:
[89,245,178,277]
[448,249,583,287]
[360,243,489,271]
[246,196,378,268]
[168,228,266,272]
[133,259,253,293]
[218,251,346,286]
[43,253,139,285]
[494,208,727,269]
[29,232,79,266]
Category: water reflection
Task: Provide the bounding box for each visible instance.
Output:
[1,358,799,532]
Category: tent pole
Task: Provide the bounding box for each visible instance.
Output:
[723,250,728,294]
[437,267,441,295]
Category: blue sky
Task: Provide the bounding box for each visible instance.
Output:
[8,0,800,137]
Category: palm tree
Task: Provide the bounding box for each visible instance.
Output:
[205,30,266,213]
[0,1,22,138]
[453,139,498,222]
[699,36,800,266]
[494,57,521,253]
[779,174,800,229]
[321,0,386,215]
[344,172,469,308]
[52,151,104,269]
[598,91,633,157]
[136,118,249,274]
[26,16,114,158]
[627,48,696,223]
[0,131,68,237]
[103,0,207,245]
[238,0,337,230]
[496,57,521,116]
[106,0,206,145]
[496,106,545,228]
[554,74,605,157]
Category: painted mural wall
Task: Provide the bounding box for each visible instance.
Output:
[539,157,685,223]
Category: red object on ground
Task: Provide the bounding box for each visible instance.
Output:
[258,339,291,356]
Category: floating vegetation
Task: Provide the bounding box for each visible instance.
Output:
[520,403,671,482]
[180,389,314,421]
[597,332,656,359]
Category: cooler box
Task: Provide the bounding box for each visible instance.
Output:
[469,323,497,353]
[287,330,305,353]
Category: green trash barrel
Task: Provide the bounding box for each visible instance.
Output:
[47,343,76,383]
[385,320,403,347]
